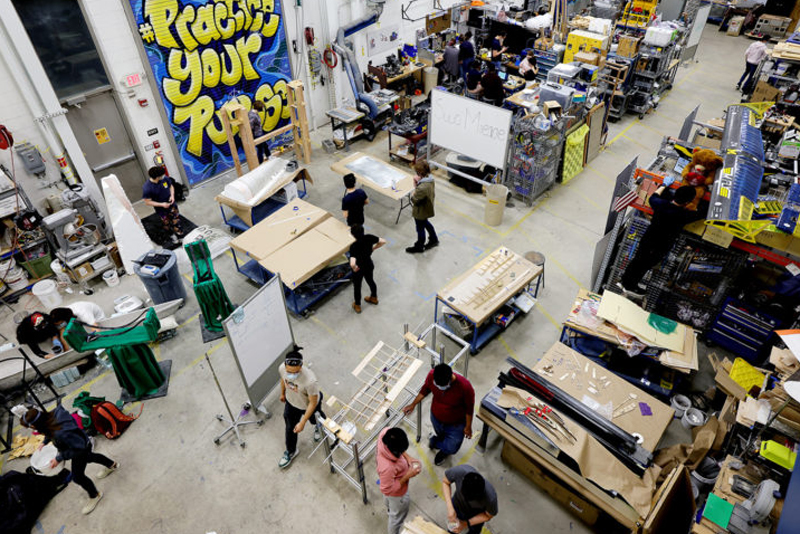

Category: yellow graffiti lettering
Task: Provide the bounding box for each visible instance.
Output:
[163,49,203,107]
[200,48,221,88]
[175,5,199,52]
[144,0,179,48]
[262,0,279,38]
[254,84,282,132]
[213,2,234,40]
[247,0,264,33]
[273,80,291,120]
[206,109,230,146]
[192,4,221,46]
[173,96,215,157]
[220,44,243,86]
[236,34,261,81]
[231,0,246,32]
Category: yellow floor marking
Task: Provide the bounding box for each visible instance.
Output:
[535,302,560,329]
[606,119,637,147]
[177,313,201,329]
[498,335,518,360]
[561,182,603,210]
[516,228,586,290]
[621,133,654,152]
[310,316,347,345]
[174,339,228,379]
[584,164,614,184]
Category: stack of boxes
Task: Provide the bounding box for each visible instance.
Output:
[777,184,800,236]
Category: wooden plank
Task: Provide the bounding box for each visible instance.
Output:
[352,341,385,377]
[386,358,424,402]
[404,331,427,348]
[322,417,353,444]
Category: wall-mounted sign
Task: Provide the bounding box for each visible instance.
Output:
[125,73,143,87]
[127,0,292,185]
[94,128,111,145]
[147,128,158,136]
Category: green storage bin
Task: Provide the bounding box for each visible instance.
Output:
[21,252,53,279]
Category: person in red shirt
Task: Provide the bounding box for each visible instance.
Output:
[402,364,475,465]
[376,427,421,534]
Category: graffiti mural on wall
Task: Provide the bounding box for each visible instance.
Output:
[128,0,292,184]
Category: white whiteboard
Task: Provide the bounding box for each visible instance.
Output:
[430,89,513,169]
[687,5,711,49]
[223,276,294,408]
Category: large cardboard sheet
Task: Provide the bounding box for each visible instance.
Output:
[596,291,686,353]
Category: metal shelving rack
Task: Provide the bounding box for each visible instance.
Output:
[506,114,567,205]
[628,40,681,118]
[533,47,564,82]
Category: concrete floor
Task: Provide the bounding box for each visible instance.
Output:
[1,26,749,534]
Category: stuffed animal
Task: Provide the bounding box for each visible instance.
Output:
[680,148,723,210]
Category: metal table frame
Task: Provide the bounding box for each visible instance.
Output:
[218,179,309,233]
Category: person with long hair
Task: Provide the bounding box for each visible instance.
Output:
[21,406,118,514]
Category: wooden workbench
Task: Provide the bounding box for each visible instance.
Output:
[331,152,415,224]
[504,84,539,108]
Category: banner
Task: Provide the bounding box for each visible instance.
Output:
[128,0,292,185]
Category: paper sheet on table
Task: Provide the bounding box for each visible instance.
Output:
[498,387,659,518]
[596,291,685,353]
[776,330,800,363]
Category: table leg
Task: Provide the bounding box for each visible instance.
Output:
[342,120,350,152]
[416,402,422,443]
[476,421,490,454]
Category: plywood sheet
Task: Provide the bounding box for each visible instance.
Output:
[596,291,686,353]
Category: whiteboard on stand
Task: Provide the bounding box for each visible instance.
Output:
[429,89,513,169]
[223,275,294,411]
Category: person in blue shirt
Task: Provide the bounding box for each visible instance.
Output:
[459,32,476,80]
[248,100,271,164]
[142,166,183,244]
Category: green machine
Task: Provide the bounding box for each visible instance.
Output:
[185,239,235,335]
[64,308,165,399]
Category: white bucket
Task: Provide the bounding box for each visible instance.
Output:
[681,408,707,429]
[102,269,120,287]
[2,265,24,282]
[32,279,62,308]
[50,260,71,285]
[5,270,28,291]
[30,443,64,476]
[670,394,691,418]
[0,256,15,273]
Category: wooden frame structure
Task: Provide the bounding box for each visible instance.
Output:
[221,80,312,177]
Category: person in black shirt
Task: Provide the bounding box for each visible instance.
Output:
[620,185,708,297]
[142,166,183,244]
[341,173,369,226]
[480,63,505,106]
[349,224,386,313]
[465,66,482,96]
[459,32,476,79]
[491,31,507,66]
[16,312,63,359]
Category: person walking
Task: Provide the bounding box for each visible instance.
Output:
[405,161,438,254]
[248,100,272,163]
[737,35,770,92]
[377,427,422,534]
[402,364,474,465]
[349,224,386,314]
[20,406,118,515]
[142,166,184,245]
[342,173,369,227]
[278,347,325,469]
[442,465,498,534]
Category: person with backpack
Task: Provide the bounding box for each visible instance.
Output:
[20,406,117,515]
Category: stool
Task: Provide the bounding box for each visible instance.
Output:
[525,251,546,291]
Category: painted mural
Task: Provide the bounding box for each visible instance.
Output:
[129,0,292,184]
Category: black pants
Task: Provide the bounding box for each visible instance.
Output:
[71,448,114,498]
[738,61,758,89]
[352,267,377,305]
[256,142,271,163]
[620,240,670,292]
[453,500,485,534]
[414,218,437,248]
[284,392,326,455]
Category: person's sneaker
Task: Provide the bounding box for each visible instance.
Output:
[278,450,297,469]
[352,302,362,314]
[434,451,448,466]
[364,296,379,305]
[314,426,322,442]
[428,433,440,451]
[424,240,440,250]
[405,246,424,254]
[97,462,118,479]
[82,492,103,515]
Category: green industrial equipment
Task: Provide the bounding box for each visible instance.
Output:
[185,239,235,333]
[64,308,165,399]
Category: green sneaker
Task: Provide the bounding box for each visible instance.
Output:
[278,450,297,469]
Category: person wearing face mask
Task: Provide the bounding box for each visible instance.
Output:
[16,312,63,359]
[402,364,475,466]
[277,347,326,469]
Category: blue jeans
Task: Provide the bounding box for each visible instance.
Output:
[430,413,465,455]
[738,62,758,89]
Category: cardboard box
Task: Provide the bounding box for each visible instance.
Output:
[74,262,94,281]
[617,35,642,58]
[543,100,562,118]
[535,37,554,51]
[751,81,780,103]
[715,368,747,400]
[727,16,745,36]
[574,51,600,66]
[501,441,600,526]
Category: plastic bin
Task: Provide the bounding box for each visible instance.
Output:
[133,250,187,306]
[22,252,54,279]
[484,184,508,226]
[32,279,62,308]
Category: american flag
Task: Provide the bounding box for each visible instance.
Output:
[612,188,639,212]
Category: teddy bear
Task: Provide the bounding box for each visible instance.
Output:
[680,148,723,210]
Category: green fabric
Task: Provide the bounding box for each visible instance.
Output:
[64,308,160,351]
[107,344,165,398]
[647,313,678,334]
[73,391,106,429]
[185,239,235,332]
[703,493,734,529]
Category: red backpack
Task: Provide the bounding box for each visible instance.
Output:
[90,402,141,439]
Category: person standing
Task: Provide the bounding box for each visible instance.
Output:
[248,100,272,164]
[443,39,460,80]
[405,161,438,254]
[402,364,474,465]
[20,406,117,515]
[342,173,369,227]
[737,35,770,91]
[377,427,422,534]
[619,184,708,298]
[142,166,184,245]
[442,465,498,534]
[491,31,508,67]
[349,224,386,314]
[459,32,476,79]
[278,348,325,469]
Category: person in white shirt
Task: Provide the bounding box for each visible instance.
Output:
[50,301,106,328]
[518,50,538,81]
[738,35,770,91]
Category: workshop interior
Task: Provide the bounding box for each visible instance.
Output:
[1,0,800,533]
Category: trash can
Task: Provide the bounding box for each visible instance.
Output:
[424,67,439,96]
[484,184,508,226]
[133,250,187,306]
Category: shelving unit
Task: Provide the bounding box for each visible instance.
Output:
[506,114,567,205]
[533,48,563,82]
[628,41,681,118]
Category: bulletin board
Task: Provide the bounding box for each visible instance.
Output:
[426,11,452,35]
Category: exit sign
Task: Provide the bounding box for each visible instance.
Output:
[124,73,143,87]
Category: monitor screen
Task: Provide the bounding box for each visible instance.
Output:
[467,9,484,28]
